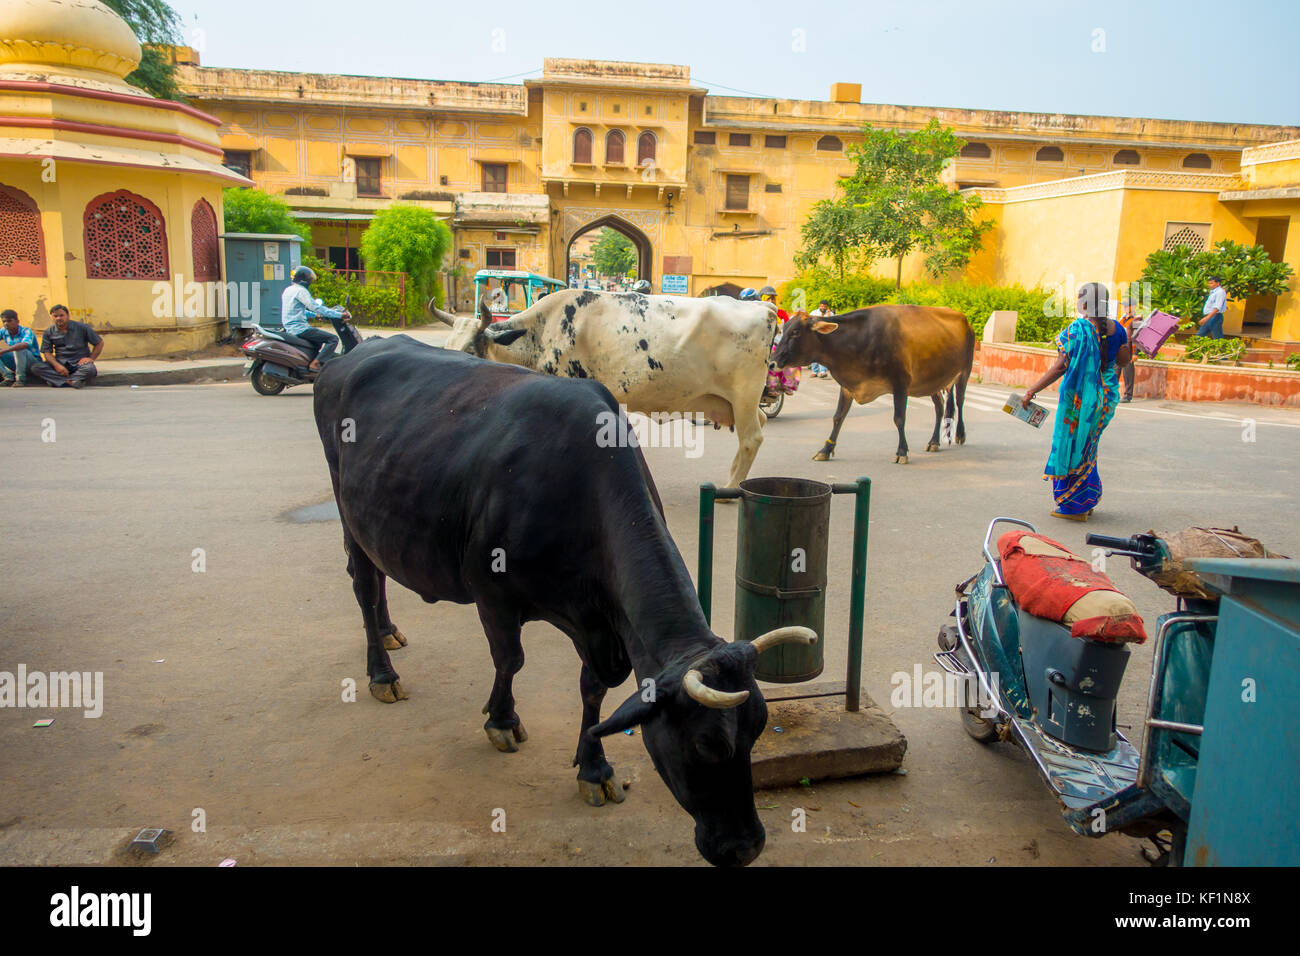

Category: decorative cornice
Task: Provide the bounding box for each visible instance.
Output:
[1240,139,1300,166]
[968,169,1240,204]
[0,38,137,79]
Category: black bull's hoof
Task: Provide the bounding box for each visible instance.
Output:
[369,680,408,703]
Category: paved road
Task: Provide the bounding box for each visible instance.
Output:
[2,370,1296,866]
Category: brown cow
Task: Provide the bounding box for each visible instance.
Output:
[771,305,975,463]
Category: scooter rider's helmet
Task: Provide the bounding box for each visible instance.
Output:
[632,279,651,293]
[759,285,777,301]
[738,288,758,300]
[291,265,317,286]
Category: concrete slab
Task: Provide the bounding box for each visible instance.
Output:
[750,693,907,789]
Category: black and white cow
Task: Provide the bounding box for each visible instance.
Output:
[431,289,779,488]
[313,335,814,866]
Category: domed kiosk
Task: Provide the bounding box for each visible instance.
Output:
[0,0,251,356]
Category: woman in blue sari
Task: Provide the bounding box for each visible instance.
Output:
[1023,283,1131,521]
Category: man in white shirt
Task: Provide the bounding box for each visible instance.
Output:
[808,300,833,377]
[1196,276,1228,339]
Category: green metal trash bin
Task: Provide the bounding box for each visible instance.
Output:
[735,477,831,682]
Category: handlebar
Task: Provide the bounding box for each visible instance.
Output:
[1085,533,1159,558]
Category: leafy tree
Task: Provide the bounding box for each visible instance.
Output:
[103,0,184,101]
[1139,239,1293,324]
[221,188,312,244]
[794,200,873,279]
[591,228,637,278]
[360,204,453,310]
[841,119,992,288]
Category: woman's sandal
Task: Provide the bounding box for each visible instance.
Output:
[1051,510,1089,521]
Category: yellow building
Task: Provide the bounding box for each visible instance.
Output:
[0,0,250,358]
[178,57,1300,338]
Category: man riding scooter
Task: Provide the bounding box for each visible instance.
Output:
[282,266,350,370]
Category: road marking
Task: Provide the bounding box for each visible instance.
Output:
[965,385,1300,429]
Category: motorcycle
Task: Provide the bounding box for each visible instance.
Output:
[241,296,361,395]
[935,518,1221,865]
[762,331,800,418]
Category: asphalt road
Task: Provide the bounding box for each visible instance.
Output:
[2,367,1297,867]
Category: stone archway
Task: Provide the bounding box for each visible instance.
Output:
[560,210,657,287]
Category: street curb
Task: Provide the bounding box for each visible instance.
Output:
[93,363,246,387]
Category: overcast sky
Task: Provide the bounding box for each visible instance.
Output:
[172,0,1300,127]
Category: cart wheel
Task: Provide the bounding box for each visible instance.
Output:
[960,705,1000,743]
[250,361,286,396]
[761,391,784,418]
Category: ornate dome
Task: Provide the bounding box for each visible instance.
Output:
[0,0,142,81]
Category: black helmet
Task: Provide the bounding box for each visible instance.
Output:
[292,266,316,286]
[632,279,651,293]
[738,288,758,301]
[759,285,777,299]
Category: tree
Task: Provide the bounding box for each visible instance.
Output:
[841,119,991,288]
[221,188,312,244]
[103,0,184,101]
[360,204,453,309]
[1139,239,1294,325]
[794,200,872,279]
[591,228,637,278]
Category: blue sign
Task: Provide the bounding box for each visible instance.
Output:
[661,274,689,294]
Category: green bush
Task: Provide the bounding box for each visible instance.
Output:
[779,271,1061,340]
[778,269,895,314]
[360,204,452,311]
[302,255,413,327]
[222,187,312,244]
[1184,337,1246,366]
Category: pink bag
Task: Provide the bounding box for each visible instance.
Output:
[1132,310,1179,357]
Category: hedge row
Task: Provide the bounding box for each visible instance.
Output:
[777,269,1067,341]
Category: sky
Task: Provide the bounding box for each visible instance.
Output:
[170,0,1300,127]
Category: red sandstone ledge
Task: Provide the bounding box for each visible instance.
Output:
[978,342,1300,408]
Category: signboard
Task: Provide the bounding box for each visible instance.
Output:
[264,242,279,262]
[661,274,689,295]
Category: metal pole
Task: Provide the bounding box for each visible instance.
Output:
[698,482,716,624]
[846,477,871,712]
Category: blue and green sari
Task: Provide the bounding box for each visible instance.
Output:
[1044,317,1124,515]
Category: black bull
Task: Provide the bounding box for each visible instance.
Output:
[313,335,813,866]
[772,305,976,463]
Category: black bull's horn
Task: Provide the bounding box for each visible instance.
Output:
[683,626,818,709]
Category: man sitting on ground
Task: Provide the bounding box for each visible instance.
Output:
[1,309,41,387]
[29,305,103,388]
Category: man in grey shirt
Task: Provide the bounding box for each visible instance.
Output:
[29,304,103,388]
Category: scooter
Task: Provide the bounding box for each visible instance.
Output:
[242,296,361,395]
[762,333,800,418]
[935,518,1218,864]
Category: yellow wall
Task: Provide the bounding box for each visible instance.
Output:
[2,158,229,358]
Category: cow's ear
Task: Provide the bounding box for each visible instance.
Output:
[484,325,527,346]
[587,689,657,739]
[811,321,838,334]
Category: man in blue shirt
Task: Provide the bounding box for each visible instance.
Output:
[279,266,350,370]
[0,309,41,387]
[1196,276,1228,339]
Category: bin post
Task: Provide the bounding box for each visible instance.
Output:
[698,482,716,625]
[831,477,871,712]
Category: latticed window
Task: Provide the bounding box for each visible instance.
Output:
[1163,222,1211,253]
[1113,149,1140,165]
[816,135,842,152]
[960,142,991,159]
[191,199,220,282]
[0,184,46,277]
[1036,146,1064,162]
[1182,153,1212,169]
[83,190,169,280]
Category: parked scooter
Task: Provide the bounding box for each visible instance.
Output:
[242,296,361,395]
[935,518,1220,864]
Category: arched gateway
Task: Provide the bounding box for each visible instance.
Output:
[559,210,658,287]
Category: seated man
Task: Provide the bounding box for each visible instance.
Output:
[0,309,41,387]
[29,304,103,388]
